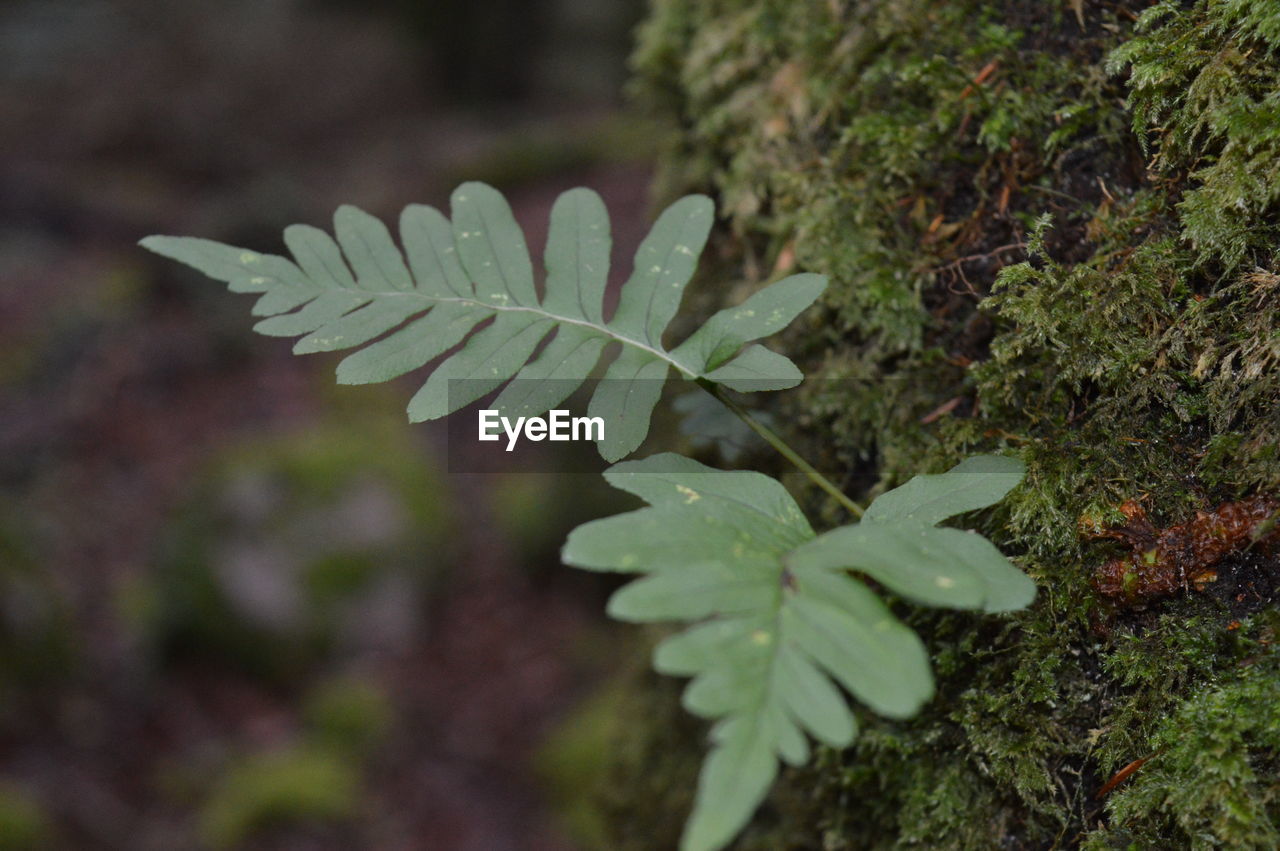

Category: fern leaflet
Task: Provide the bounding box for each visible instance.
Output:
[563,453,1032,851]
[140,184,826,460]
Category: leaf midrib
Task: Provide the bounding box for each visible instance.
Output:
[312,281,701,379]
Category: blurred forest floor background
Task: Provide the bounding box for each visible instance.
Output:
[0,0,656,847]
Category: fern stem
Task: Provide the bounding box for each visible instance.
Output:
[695,379,864,518]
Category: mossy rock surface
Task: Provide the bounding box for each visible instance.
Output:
[604,0,1280,846]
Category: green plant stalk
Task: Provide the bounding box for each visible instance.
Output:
[695,378,864,518]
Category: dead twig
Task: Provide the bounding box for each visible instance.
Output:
[934,241,1028,296]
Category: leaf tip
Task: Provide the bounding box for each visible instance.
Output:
[451,180,498,203]
[983,571,1037,613]
[332,203,369,226]
[334,363,364,386]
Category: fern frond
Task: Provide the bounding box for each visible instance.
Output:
[563,453,1033,851]
[141,184,826,460]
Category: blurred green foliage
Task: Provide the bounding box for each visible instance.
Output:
[0,783,52,851]
[536,681,626,847]
[303,675,394,759]
[199,746,361,848]
[1,0,655,844]
[0,516,75,699]
[197,676,394,847]
[147,400,450,683]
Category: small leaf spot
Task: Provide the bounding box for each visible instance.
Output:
[750,630,772,646]
[676,485,701,504]
[935,576,956,589]
[240,252,259,264]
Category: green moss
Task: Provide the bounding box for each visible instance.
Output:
[1111,0,1280,271]
[536,680,628,847]
[614,0,1280,846]
[198,746,361,848]
[597,663,703,849]
[1095,638,1280,849]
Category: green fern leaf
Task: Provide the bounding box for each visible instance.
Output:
[562,452,1032,851]
[797,454,1035,613]
[861,454,1026,527]
[140,184,826,460]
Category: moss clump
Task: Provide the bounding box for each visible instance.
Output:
[198,746,361,848]
[599,0,1280,846]
[594,667,703,849]
[1091,625,1280,848]
[1111,0,1280,272]
[536,680,628,847]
